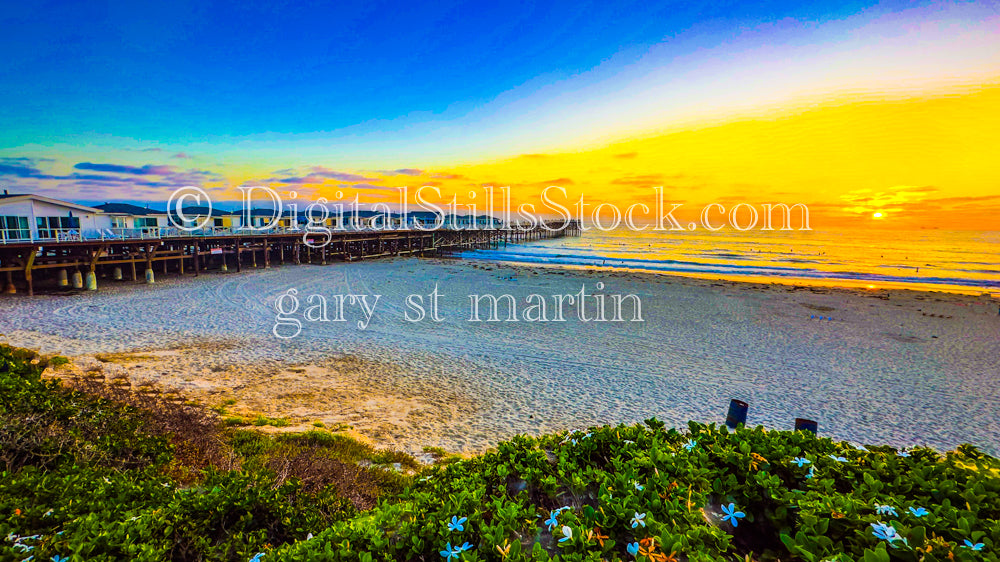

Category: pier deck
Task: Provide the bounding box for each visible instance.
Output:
[0,222,579,295]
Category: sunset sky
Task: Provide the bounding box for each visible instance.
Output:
[2,1,998,229]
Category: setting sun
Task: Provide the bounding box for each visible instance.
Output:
[872,212,885,219]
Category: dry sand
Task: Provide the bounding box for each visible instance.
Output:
[1,258,998,455]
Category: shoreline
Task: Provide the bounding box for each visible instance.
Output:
[2,256,999,455]
[479,259,1000,297]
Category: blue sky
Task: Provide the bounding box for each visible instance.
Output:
[2,0,884,143]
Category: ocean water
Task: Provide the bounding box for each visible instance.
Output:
[460,228,1000,294]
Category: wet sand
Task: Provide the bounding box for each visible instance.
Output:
[1,258,998,455]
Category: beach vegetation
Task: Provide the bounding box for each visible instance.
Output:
[93,352,157,364]
[278,423,1000,561]
[251,414,291,428]
[220,412,292,428]
[2,344,999,561]
[0,344,412,561]
[46,355,70,368]
[424,446,465,465]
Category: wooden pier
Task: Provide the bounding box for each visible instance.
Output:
[0,221,580,295]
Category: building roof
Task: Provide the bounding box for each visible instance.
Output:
[95,202,167,215]
[405,211,444,219]
[168,206,231,218]
[0,193,101,213]
[230,208,299,217]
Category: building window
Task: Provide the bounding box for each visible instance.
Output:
[111,216,127,228]
[135,217,158,228]
[1,216,29,240]
[36,216,80,238]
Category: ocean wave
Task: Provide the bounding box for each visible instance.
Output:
[459,244,1000,290]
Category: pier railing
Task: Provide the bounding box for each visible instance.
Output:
[1,222,576,244]
[0,220,581,295]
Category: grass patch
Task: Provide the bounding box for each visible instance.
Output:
[423,445,463,465]
[251,414,291,427]
[94,352,157,363]
[221,412,292,428]
[46,355,70,368]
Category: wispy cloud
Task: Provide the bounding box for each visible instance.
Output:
[74,162,177,175]
[610,174,669,186]
[0,160,42,177]
[0,158,227,198]
[383,168,423,176]
[528,178,575,187]
[309,166,376,182]
[261,165,379,185]
[339,183,396,191]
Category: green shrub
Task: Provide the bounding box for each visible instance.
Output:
[2,344,998,561]
[0,345,405,562]
[276,422,1000,561]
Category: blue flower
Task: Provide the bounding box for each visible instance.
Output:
[633,481,644,491]
[439,543,459,560]
[805,467,815,479]
[558,526,573,543]
[561,431,581,445]
[684,439,697,451]
[964,540,985,551]
[457,542,474,552]
[447,516,467,532]
[51,557,68,562]
[626,542,640,556]
[630,512,646,528]
[908,506,929,518]
[544,512,560,531]
[791,457,811,467]
[871,523,907,547]
[721,503,746,527]
[828,455,848,463]
[249,554,265,562]
[897,450,910,457]
[875,504,898,517]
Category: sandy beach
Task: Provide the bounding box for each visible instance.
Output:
[1,258,998,456]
